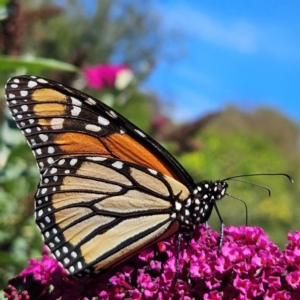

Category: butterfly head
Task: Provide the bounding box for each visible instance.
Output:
[187,180,228,228]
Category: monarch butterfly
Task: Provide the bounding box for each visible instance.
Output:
[5,75,288,279]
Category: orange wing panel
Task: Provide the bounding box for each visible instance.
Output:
[56,133,113,158]
[55,132,177,179]
[102,133,176,178]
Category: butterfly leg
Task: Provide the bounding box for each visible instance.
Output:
[205,221,211,236]
[213,201,225,254]
[173,231,192,285]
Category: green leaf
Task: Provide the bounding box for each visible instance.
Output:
[0,55,78,72]
[0,0,10,6]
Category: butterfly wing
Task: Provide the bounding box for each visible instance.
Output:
[5,75,194,276]
[35,156,190,276]
[5,75,195,190]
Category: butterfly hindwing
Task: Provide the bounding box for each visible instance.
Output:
[35,156,190,276]
[5,75,195,189]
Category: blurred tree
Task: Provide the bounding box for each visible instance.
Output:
[22,0,178,81]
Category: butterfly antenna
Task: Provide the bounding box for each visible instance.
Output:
[227,178,272,197]
[225,192,249,226]
[223,173,293,183]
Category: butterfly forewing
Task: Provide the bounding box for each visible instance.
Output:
[5,76,194,188]
[35,156,187,276]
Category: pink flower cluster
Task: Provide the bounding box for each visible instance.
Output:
[83,64,132,90]
[4,226,300,300]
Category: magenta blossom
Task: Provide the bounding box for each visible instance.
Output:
[4,226,300,300]
[83,64,133,90]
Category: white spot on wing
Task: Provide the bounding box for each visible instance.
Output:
[86,97,96,105]
[148,168,157,175]
[48,147,55,154]
[86,157,107,161]
[70,158,78,165]
[47,157,54,164]
[98,116,110,125]
[135,129,146,137]
[85,124,101,132]
[50,168,57,174]
[77,261,83,269]
[175,202,182,211]
[37,78,48,83]
[112,161,123,169]
[71,106,81,116]
[64,257,70,265]
[28,80,38,88]
[20,90,28,96]
[71,251,77,258]
[39,222,45,228]
[21,105,28,112]
[71,97,82,106]
[51,118,64,129]
[58,159,65,165]
[39,134,48,142]
[108,110,117,118]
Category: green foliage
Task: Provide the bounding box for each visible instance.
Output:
[0,140,42,284]
[112,89,153,133]
[176,107,299,248]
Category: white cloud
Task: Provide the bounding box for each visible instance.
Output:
[164,6,258,53]
[162,4,300,60]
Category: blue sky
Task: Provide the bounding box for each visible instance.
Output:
[142,1,300,122]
